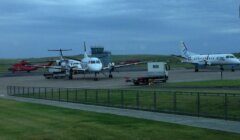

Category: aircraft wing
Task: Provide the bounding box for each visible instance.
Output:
[102,61,146,70]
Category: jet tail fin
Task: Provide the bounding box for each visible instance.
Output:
[180,41,196,58]
[83,42,89,58]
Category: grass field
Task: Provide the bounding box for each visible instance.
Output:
[0,99,240,140]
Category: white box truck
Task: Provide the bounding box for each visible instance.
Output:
[127,62,170,85]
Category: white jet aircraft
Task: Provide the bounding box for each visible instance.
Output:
[48,42,142,80]
[180,41,240,72]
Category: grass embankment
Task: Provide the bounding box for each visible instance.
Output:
[0,99,239,140]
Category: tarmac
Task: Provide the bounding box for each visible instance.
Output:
[0,69,240,92]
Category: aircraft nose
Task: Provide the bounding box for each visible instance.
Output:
[89,64,102,72]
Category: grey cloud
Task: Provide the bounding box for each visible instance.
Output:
[0,0,240,58]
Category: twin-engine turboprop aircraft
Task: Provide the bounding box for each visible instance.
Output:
[48,42,142,80]
[180,41,240,72]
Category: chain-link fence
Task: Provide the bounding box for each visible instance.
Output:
[7,86,240,121]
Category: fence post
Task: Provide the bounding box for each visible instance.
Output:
[6,86,8,95]
[107,89,110,106]
[33,87,35,97]
[95,90,98,104]
[51,88,53,100]
[6,86,9,95]
[18,87,21,96]
[85,89,87,102]
[38,88,40,99]
[13,86,16,95]
[58,88,61,101]
[22,87,25,96]
[224,93,228,120]
[67,89,69,102]
[153,91,157,111]
[173,92,177,112]
[75,89,78,103]
[8,86,10,95]
[136,91,139,109]
[197,92,200,117]
[9,86,11,95]
[121,90,124,108]
[28,87,30,97]
[44,87,47,99]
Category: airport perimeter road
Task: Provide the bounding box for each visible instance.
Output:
[2,95,240,134]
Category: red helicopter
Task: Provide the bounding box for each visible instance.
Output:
[8,60,53,73]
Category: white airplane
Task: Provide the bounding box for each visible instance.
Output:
[180,41,240,72]
[48,42,142,80]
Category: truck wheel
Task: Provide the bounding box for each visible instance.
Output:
[134,82,139,85]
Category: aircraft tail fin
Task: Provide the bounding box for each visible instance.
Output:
[83,42,89,58]
[180,41,195,58]
[48,49,72,60]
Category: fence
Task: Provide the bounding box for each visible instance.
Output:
[7,86,240,121]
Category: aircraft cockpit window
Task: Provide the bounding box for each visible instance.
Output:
[226,56,234,59]
[96,60,100,64]
[91,61,96,64]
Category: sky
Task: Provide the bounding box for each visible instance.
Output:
[0,0,240,58]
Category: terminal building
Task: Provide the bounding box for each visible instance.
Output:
[91,47,111,67]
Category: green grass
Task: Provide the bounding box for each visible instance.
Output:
[132,79,240,94]
[12,87,240,120]
[164,79,240,88]
[150,79,240,89]
[0,99,239,140]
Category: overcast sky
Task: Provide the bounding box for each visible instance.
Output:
[0,0,239,58]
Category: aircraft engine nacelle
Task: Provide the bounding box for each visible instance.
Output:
[108,62,115,71]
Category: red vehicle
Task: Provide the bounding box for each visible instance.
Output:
[8,60,53,73]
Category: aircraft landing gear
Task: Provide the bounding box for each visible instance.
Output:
[94,72,98,81]
[220,65,224,71]
[68,68,73,80]
[195,65,199,72]
[231,66,235,72]
[109,71,113,78]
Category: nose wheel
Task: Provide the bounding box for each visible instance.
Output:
[94,72,99,81]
